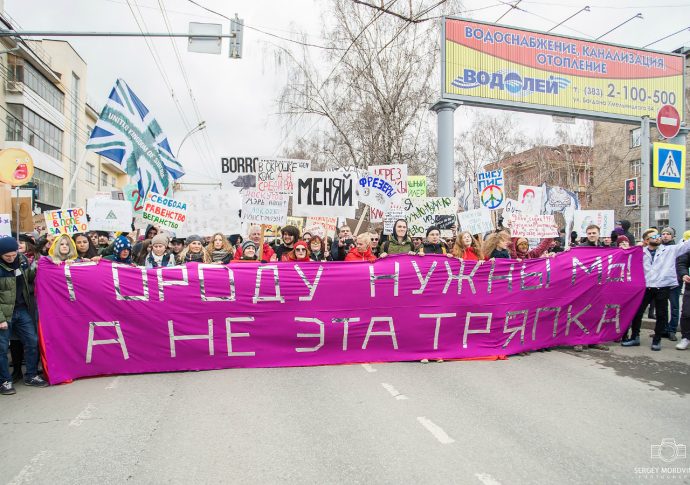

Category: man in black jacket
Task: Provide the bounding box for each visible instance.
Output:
[676,251,690,350]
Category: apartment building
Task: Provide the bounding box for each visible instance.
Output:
[0,7,125,215]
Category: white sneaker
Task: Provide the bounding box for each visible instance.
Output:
[676,338,689,350]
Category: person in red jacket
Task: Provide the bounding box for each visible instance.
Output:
[232,225,277,261]
[451,231,483,260]
[281,241,311,262]
[510,237,554,260]
[345,234,376,262]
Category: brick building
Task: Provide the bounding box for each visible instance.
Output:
[486,144,592,206]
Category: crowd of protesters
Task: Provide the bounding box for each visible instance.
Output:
[2,217,689,395]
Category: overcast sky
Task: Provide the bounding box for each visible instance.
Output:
[6,0,690,183]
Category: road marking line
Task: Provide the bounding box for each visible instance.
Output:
[8,450,49,485]
[105,376,120,390]
[69,403,96,427]
[475,472,503,485]
[416,416,455,444]
[361,363,376,373]
[381,382,408,400]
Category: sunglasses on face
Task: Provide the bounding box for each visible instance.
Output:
[649,234,660,239]
[295,248,307,252]
[371,238,379,242]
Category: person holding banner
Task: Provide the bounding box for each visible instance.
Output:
[281,241,311,262]
[48,234,79,264]
[180,235,211,264]
[170,237,186,264]
[145,234,177,269]
[308,236,332,261]
[73,233,101,262]
[0,238,48,395]
[231,241,265,263]
[623,229,690,351]
[420,227,451,256]
[451,231,483,261]
[379,220,413,257]
[274,226,300,261]
[232,226,276,262]
[482,231,511,259]
[510,237,554,260]
[345,234,376,262]
[206,233,234,264]
[104,235,135,265]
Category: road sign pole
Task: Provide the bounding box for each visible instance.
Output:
[431,101,460,197]
[668,130,688,235]
[640,117,651,230]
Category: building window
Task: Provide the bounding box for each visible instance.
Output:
[101,170,108,188]
[632,222,642,242]
[629,159,641,177]
[86,163,95,184]
[7,55,65,112]
[6,103,63,159]
[33,167,63,208]
[630,128,641,148]
[659,190,669,207]
[111,175,117,187]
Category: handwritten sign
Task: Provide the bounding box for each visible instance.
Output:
[44,208,88,235]
[256,158,311,194]
[477,169,505,210]
[509,213,559,238]
[86,199,133,232]
[369,164,408,222]
[407,176,427,197]
[383,207,406,235]
[356,172,400,211]
[457,208,494,235]
[501,198,521,225]
[241,190,289,226]
[0,213,11,237]
[404,197,458,237]
[143,192,188,231]
[305,216,338,239]
[574,210,615,238]
[518,185,543,215]
[292,171,356,218]
[177,190,242,237]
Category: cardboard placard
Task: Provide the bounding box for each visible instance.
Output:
[574,210,614,238]
[407,175,427,197]
[142,192,188,231]
[292,171,356,218]
[509,213,559,238]
[241,190,289,226]
[404,197,458,237]
[87,198,134,232]
[457,208,494,235]
[304,216,338,239]
[44,208,88,235]
[369,164,408,222]
[518,184,544,215]
[256,158,310,194]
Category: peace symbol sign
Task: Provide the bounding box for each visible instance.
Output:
[481,185,504,210]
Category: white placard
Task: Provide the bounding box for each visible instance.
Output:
[369,164,408,222]
[509,213,559,238]
[457,208,494,235]
[241,190,289,226]
[477,169,505,210]
[573,210,615,238]
[0,214,11,237]
[356,171,400,211]
[87,199,133,232]
[256,158,311,194]
[304,216,338,239]
[383,208,406,235]
[518,184,544,215]
[404,197,458,237]
[292,171,357,218]
[176,190,242,237]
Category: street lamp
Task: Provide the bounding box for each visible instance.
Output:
[176,121,206,159]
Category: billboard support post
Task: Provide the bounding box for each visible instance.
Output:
[641,116,651,230]
[431,101,460,197]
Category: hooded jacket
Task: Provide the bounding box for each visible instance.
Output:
[0,253,35,322]
[382,237,413,255]
[48,235,79,262]
[345,246,376,262]
[510,238,553,259]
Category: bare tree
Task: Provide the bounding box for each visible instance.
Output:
[276,0,462,178]
[455,111,526,209]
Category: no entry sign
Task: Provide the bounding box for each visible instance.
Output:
[656,105,681,139]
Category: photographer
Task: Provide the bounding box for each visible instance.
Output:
[331,225,356,261]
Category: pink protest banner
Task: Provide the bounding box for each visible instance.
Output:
[37,249,645,384]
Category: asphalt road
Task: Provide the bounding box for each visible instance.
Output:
[2,334,690,485]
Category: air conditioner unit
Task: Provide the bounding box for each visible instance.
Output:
[4,80,23,93]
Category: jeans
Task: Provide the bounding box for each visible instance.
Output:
[629,287,670,341]
[666,285,682,334]
[0,307,38,382]
[681,287,690,340]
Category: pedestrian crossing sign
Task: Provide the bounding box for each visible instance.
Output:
[653,142,686,189]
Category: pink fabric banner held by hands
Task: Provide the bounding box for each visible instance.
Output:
[36,249,645,384]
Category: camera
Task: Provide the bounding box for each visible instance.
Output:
[651,439,687,462]
[343,238,355,247]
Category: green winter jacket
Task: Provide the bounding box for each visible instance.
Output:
[0,254,36,323]
[383,237,413,255]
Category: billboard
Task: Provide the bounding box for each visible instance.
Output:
[442,18,685,122]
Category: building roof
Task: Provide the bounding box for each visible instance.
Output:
[488,144,591,170]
